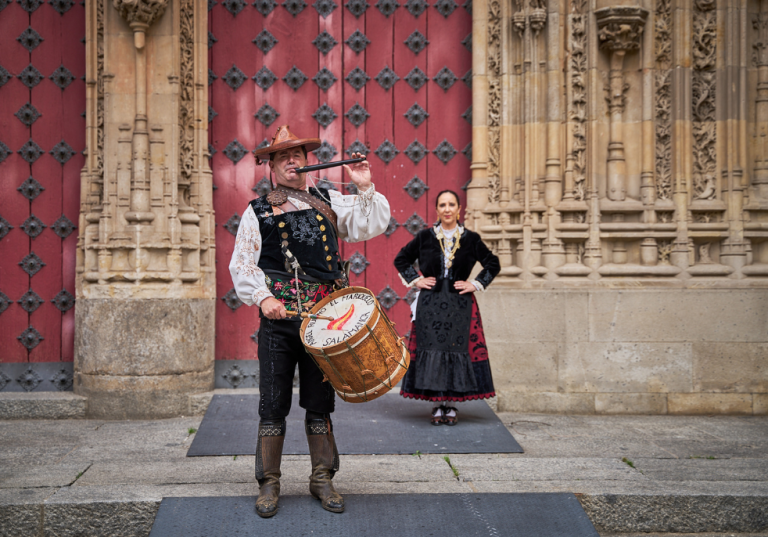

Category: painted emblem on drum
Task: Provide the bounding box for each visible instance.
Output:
[326,304,354,331]
[304,291,377,347]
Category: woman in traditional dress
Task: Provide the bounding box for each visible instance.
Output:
[394,190,501,425]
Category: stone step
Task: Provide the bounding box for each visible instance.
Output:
[0,391,213,420]
[2,483,767,536]
[0,392,86,420]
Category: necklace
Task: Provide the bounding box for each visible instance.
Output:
[435,225,461,269]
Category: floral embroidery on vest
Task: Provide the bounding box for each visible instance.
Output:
[285,212,322,246]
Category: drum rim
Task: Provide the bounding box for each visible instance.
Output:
[299,286,381,353]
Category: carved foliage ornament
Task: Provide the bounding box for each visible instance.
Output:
[595,7,648,52]
[568,6,587,202]
[179,0,194,182]
[654,0,672,201]
[486,0,501,203]
[113,0,169,29]
[691,0,717,201]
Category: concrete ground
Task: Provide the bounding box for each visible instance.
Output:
[1,395,767,536]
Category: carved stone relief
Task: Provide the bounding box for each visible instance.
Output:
[692,0,717,201]
[465,0,768,283]
[568,2,587,202]
[485,0,501,206]
[654,0,672,201]
[78,0,214,297]
[113,0,169,29]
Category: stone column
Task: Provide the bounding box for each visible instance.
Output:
[76,0,215,419]
[596,6,647,202]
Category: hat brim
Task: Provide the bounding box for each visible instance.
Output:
[253,138,322,160]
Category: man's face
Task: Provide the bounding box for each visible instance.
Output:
[269,147,307,188]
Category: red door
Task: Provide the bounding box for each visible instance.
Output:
[0,0,85,391]
[209,0,471,384]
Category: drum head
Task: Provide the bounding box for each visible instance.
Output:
[302,288,377,349]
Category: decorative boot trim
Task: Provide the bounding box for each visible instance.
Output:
[259,421,287,437]
[305,418,330,436]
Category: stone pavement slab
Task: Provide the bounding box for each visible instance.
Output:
[0,410,766,536]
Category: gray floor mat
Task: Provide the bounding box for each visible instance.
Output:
[186,393,523,456]
[149,493,599,537]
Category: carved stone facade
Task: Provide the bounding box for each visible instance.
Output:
[469,0,768,284]
[76,0,215,418]
[469,0,768,414]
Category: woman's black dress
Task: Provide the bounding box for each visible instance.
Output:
[394,225,500,402]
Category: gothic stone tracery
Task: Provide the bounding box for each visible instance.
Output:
[468,0,768,284]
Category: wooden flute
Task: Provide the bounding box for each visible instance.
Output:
[293,156,365,174]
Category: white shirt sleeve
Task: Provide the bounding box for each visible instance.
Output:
[327,184,390,243]
[229,204,274,307]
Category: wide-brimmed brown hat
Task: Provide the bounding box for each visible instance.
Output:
[253,124,321,163]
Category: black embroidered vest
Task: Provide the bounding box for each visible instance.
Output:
[249,187,343,282]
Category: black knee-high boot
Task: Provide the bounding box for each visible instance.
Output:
[305,416,344,513]
[255,419,285,518]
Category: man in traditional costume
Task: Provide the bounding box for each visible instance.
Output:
[229,125,390,517]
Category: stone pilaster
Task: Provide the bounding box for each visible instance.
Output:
[76,0,215,419]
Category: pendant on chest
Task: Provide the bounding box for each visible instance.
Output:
[266,190,288,206]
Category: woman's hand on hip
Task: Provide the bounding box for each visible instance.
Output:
[261,297,287,319]
[455,280,476,294]
[414,277,436,290]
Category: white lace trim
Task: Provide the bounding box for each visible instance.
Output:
[232,209,263,279]
[399,273,424,288]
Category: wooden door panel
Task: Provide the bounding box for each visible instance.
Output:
[210,0,471,362]
[1,3,35,363]
[28,7,67,363]
[211,5,265,361]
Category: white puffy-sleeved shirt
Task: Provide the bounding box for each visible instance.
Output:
[229,185,390,307]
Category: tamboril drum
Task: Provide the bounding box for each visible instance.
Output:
[300,286,410,403]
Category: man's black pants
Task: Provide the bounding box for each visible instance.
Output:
[257,318,336,420]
